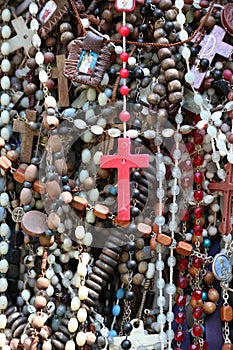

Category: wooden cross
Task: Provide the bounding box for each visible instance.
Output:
[13,110,38,163]
[7,17,33,56]
[109,320,159,350]
[38,0,69,38]
[51,54,69,108]
[191,25,233,89]
[100,138,149,221]
[208,163,233,235]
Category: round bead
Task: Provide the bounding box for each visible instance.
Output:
[120,85,129,96]
[112,304,121,316]
[119,26,130,37]
[119,52,129,62]
[119,111,130,122]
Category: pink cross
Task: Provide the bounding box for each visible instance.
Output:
[100,138,149,221]
[191,25,233,89]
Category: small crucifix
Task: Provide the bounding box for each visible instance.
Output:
[208,163,233,235]
[191,25,233,89]
[13,109,38,163]
[100,138,149,221]
[7,17,33,56]
[51,54,69,108]
[109,319,159,350]
[37,0,69,38]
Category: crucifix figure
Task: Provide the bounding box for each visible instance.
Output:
[13,110,38,163]
[100,138,149,221]
[51,54,69,108]
[7,17,33,56]
[208,163,233,235]
[191,25,233,89]
[109,319,159,350]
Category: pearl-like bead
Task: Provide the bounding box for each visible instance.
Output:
[68,317,79,333]
[71,296,80,311]
[2,9,11,22]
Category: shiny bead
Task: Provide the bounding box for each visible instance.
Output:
[119,26,130,37]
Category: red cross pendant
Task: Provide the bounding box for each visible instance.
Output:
[115,0,136,12]
[100,138,149,221]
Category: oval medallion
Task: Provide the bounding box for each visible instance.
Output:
[221,4,233,35]
[21,211,48,237]
[212,253,232,282]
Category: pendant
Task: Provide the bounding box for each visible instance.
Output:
[212,253,232,282]
[115,0,136,12]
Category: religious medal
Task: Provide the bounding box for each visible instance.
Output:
[213,254,232,282]
[115,0,136,12]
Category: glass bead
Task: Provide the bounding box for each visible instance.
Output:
[170,203,178,214]
[194,93,203,105]
[1,25,11,39]
[0,259,8,274]
[39,70,48,83]
[35,51,44,65]
[158,331,167,343]
[156,260,165,271]
[157,188,165,199]
[89,188,99,202]
[165,283,176,295]
[116,288,124,299]
[1,93,10,106]
[1,59,11,73]
[157,296,166,307]
[166,311,174,322]
[175,0,184,8]
[175,113,183,124]
[166,329,174,341]
[174,329,185,342]
[167,256,176,267]
[157,314,166,325]
[179,29,188,41]
[30,18,39,31]
[156,278,165,289]
[2,9,11,22]
[177,13,186,25]
[29,2,39,14]
[32,33,41,48]
[171,185,180,196]
[154,215,165,226]
[200,110,210,120]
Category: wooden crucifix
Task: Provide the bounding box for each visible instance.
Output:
[208,163,233,235]
[100,138,149,221]
[7,17,33,56]
[13,110,38,163]
[191,25,233,89]
[38,0,69,38]
[51,54,69,108]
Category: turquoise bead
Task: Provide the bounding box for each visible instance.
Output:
[112,304,121,316]
[203,238,211,247]
[109,186,117,196]
[116,288,124,299]
[109,330,117,337]
[202,291,208,301]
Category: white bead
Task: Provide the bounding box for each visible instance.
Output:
[194,93,203,105]
[64,219,73,230]
[175,0,184,8]
[0,278,7,292]
[146,262,155,279]
[157,314,166,325]
[215,61,223,70]
[156,260,165,271]
[71,273,81,288]
[166,329,174,341]
[0,242,8,255]
[47,301,55,313]
[65,340,76,350]
[0,333,6,347]
[115,46,123,54]
[185,232,192,241]
[86,210,96,223]
[158,331,167,343]
[1,93,10,106]
[1,59,11,73]
[81,252,90,265]
[81,18,90,29]
[87,87,96,102]
[0,314,7,328]
[179,29,188,41]
[101,73,109,86]
[91,125,104,135]
[1,42,10,55]
[93,151,103,165]
[0,296,7,310]
[157,296,166,307]
[83,231,93,246]
[71,296,80,311]
[82,130,93,143]
[79,169,89,183]
[46,284,54,297]
[165,283,176,295]
[29,2,39,14]
[1,76,10,90]
[100,327,109,337]
[128,57,136,66]
[78,285,88,300]
[75,226,85,240]
[177,13,186,25]
[167,256,176,267]
[207,125,217,138]
[30,18,39,31]
[32,33,41,48]
[156,277,165,289]
[2,9,11,22]
[51,275,59,285]
[77,307,87,322]
[0,223,9,237]
[223,234,232,243]
[76,332,86,347]
[46,268,55,279]
[143,68,150,76]
[68,318,79,333]
[60,253,70,264]
[78,263,87,277]
[35,51,44,65]
[39,70,48,83]
[0,259,8,274]
[98,93,108,106]
[228,152,233,164]
[97,117,106,128]
[211,203,220,212]
[63,237,73,249]
[81,149,91,164]
[166,311,174,322]
[89,188,99,202]
[208,226,217,236]
[21,289,30,301]
[1,25,11,39]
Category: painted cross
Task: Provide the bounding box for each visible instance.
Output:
[13,110,38,163]
[38,0,69,38]
[208,163,233,235]
[191,25,233,89]
[109,320,159,350]
[7,17,33,56]
[115,0,136,12]
[100,138,149,221]
[51,54,69,108]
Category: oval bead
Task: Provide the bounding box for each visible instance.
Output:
[65,340,76,350]
[76,331,86,347]
[77,308,87,323]
[70,296,80,311]
[68,317,79,333]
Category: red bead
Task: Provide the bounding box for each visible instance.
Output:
[120,85,129,96]
[177,276,188,289]
[194,190,204,201]
[192,289,202,300]
[192,257,203,269]
[180,210,190,221]
[119,25,130,37]
[120,68,129,79]
[181,177,192,189]
[193,225,203,236]
[223,69,232,81]
[119,52,129,62]
[188,345,200,350]
[181,159,193,171]
[193,154,204,166]
[193,207,204,218]
[174,329,185,342]
[193,133,204,145]
[186,142,195,154]
[192,324,203,337]
[203,340,209,350]
[192,307,203,319]
[119,111,130,122]
[175,311,186,324]
[176,294,186,306]
[194,114,201,124]
[194,171,204,183]
[178,258,189,271]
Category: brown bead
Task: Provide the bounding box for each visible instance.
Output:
[138,261,148,274]
[156,233,172,246]
[165,68,179,81]
[45,79,55,90]
[228,134,233,144]
[20,188,32,206]
[0,156,12,171]
[199,0,209,8]
[221,305,233,322]
[39,234,54,247]
[189,266,199,278]
[176,241,192,256]
[60,31,75,45]
[153,83,167,96]
[147,93,161,105]
[168,92,183,104]
[190,298,203,308]
[55,159,67,176]
[33,180,46,194]
[161,58,176,70]
[34,296,47,309]
[137,222,152,237]
[120,251,129,263]
[6,150,18,163]
[203,270,215,285]
[135,250,146,262]
[60,191,72,204]
[133,273,144,285]
[150,236,157,250]
[24,83,37,96]
[72,196,88,211]
[98,169,110,179]
[200,14,216,30]
[157,48,171,60]
[83,177,95,190]
[208,288,219,302]
[31,315,45,329]
[28,46,37,57]
[45,37,57,47]
[136,238,145,249]
[153,28,166,41]
[36,277,50,290]
[46,181,61,200]
[43,115,59,130]
[159,0,172,10]
[101,9,113,22]
[60,22,72,34]
[165,9,178,21]
[118,263,128,274]
[157,74,167,85]
[228,110,233,120]
[48,212,60,230]
[222,344,233,350]
[167,79,182,92]
[93,204,110,219]
[49,135,62,153]
[203,301,216,314]
[24,164,38,182]
[27,58,37,69]
[191,234,203,245]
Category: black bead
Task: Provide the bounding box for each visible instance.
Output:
[126,241,136,252]
[152,9,164,20]
[144,0,152,7]
[127,259,137,270]
[47,172,55,181]
[212,69,222,80]
[133,103,143,112]
[199,58,209,70]
[63,185,71,192]
[108,67,116,75]
[102,305,112,316]
[130,206,140,217]
[46,165,55,173]
[139,23,148,33]
[190,47,198,57]
[123,322,133,334]
[61,175,69,185]
[134,67,144,79]
[140,6,148,16]
[136,38,145,43]
[125,290,135,301]
[31,157,40,165]
[131,171,141,181]
[23,205,32,212]
[133,119,142,128]
[23,181,32,188]
[45,229,54,237]
[132,188,140,198]
[128,223,137,234]
[94,8,100,16]
[54,151,63,160]
[164,21,174,33]
[121,339,132,350]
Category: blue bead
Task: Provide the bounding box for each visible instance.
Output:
[63,108,76,119]
[0,207,6,222]
[109,330,118,337]
[104,88,113,98]
[202,291,208,301]
[112,304,121,316]
[116,288,124,299]
[203,238,211,247]
[109,186,117,196]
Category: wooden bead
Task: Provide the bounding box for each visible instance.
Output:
[137,222,152,237]
[221,305,233,322]
[222,344,233,350]
[176,241,192,256]
[133,273,144,285]
[36,277,50,290]
[46,181,61,200]
[157,48,171,60]
[203,270,215,285]
[153,83,167,97]
[156,233,172,246]
[168,92,183,104]
[20,188,32,205]
[161,58,176,70]
[167,79,182,92]
[190,298,203,308]
[24,164,38,182]
[138,261,148,274]
[0,156,11,171]
[31,315,45,329]
[191,235,203,245]
[208,288,219,302]
[34,296,47,309]
[72,196,88,211]
[39,234,55,247]
[189,266,199,278]
[13,168,25,183]
[164,68,179,81]
[203,301,216,315]
[93,204,109,219]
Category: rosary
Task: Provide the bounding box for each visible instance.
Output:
[0,0,233,349]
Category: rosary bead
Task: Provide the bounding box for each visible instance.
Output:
[121,339,131,350]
